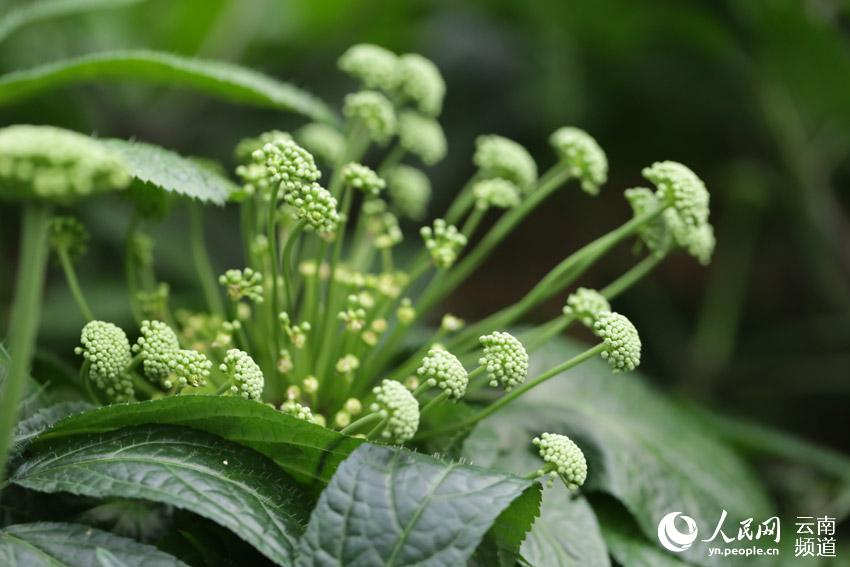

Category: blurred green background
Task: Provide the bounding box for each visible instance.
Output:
[1,0,848,467]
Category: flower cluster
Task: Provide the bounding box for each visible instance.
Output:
[370,379,420,443]
[593,311,642,372]
[479,332,529,390]
[344,91,397,145]
[473,134,538,191]
[280,400,314,422]
[342,162,385,196]
[533,433,588,490]
[253,137,321,194]
[220,349,265,400]
[398,111,447,166]
[421,219,467,269]
[49,216,89,259]
[473,178,521,210]
[417,348,468,400]
[133,320,180,384]
[549,127,608,195]
[75,321,133,401]
[385,165,431,220]
[563,287,610,327]
[219,268,264,303]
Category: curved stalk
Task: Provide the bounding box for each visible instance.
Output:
[56,246,93,321]
[340,411,383,436]
[189,203,225,318]
[281,219,307,312]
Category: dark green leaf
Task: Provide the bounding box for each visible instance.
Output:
[0,50,339,125]
[0,0,144,43]
[0,522,186,566]
[595,503,688,567]
[297,444,538,566]
[103,139,237,205]
[38,395,362,484]
[12,425,308,566]
[12,400,92,452]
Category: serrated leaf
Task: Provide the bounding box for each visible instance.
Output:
[12,425,308,566]
[463,337,773,567]
[37,395,362,484]
[0,50,339,125]
[0,0,145,43]
[103,139,236,205]
[0,522,186,566]
[12,400,92,451]
[297,444,538,567]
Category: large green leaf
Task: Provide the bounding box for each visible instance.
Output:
[37,395,362,484]
[103,139,237,205]
[0,50,339,125]
[296,444,539,567]
[0,521,186,566]
[0,0,144,43]
[463,337,773,567]
[12,400,92,452]
[595,503,689,567]
[12,425,308,566]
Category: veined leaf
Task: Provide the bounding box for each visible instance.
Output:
[103,139,237,205]
[37,395,362,484]
[0,0,145,43]
[12,400,92,451]
[296,444,539,567]
[12,425,308,566]
[0,522,186,566]
[0,50,339,125]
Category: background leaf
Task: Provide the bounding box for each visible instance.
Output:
[0,0,145,43]
[296,444,539,567]
[12,424,308,566]
[12,400,92,452]
[103,139,237,205]
[0,50,339,125]
[38,395,362,484]
[0,522,186,567]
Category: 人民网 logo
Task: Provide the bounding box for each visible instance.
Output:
[658,512,699,552]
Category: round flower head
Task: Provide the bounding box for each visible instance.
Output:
[473,178,521,210]
[386,165,431,220]
[683,222,715,266]
[0,125,130,201]
[421,218,467,269]
[372,211,403,249]
[473,135,538,191]
[563,288,611,327]
[343,91,397,145]
[167,349,212,389]
[295,123,346,166]
[642,160,710,230]
[593,311,641,373]
[624,187,673,257]
[417,348,468,400]
[75,321,133,401]
[397,111,447,165]
[220,349,264,400]
[49,216,89,259]
[370,379,420,443]
[284,183,341,233]
[234,130,292,163]
[397,53,445,116]
[219,268,264,303]
[549,127,608,196]
[479,332,529,391]
[281,400,314,423]
[133,320,180,384]
[338,43,401,92]
[253,137,321,194]
[342,162,385,196]
[533,433,587,490]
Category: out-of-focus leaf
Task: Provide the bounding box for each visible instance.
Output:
[0,50,339,125]
[594,501,688,567]
[296,444,539,567]
[0,0,145,43]
[13,425,308,566]
[0,521,186,566]
[12,400,92,451]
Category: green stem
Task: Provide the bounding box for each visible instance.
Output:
[124,214,142,323]
[266,187,282,382]
[281,220,307,312]
[0,205,50,482]
[412,381,431,398]
[378,144,406,176]
[189,204,225,318]
[340,411,383,436]
[600,253,664,300]
[130,373,161,399]
[56,246,93,321]
[461,206,486,239]
[420,390,449,417]
[444,174,480,225]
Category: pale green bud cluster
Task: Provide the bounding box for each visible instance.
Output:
[75,321,133,401]
[473,178,521,210]
[370,379,420,443]
[234,130,292,163]
[279,312,311,349]
[624,187,672,257]
[549,127,608,195]
[398,111,447,165]
[372,211,403,249]
[417,348,468,400]
[479,332,529,391]
[342,162,385,196]
[284,183,341,233]
[563,288,611,327]
[421,219,467,269]
[593,311,641,372]
[533,433,587,490]
[338,44,401,92]
[220,349,264,400]
[0,125,129,200]
[396,298,416,324]
[336,354,360,375]
[344,91,397,145]
[133,320,180,384]
[280,400,314,423]
[49,216,89,259]
[642,161,710,231]
[339,295,367,332]
[166,349,212,389]
[219,268,264,303]
[385,165,431,220]
[473,134,538,190]
[253,138,321,194]
[440,313,465,332]
[397,53,445,117]
[295,123,346,166]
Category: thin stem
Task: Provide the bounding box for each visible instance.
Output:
[281,220,307,311]
[340,411,383,436]
[377,144,406,176]
[0,205,50,482]
[412,381,431,398]
[601,253,664,300]
[365,417,389,440]
[461,206,486,239]
[420,390,449,417]
[130,373,162,399]
[444,174,480,225]
[189,204,225,318]
[266,186,282,382]
[56,246,93,321]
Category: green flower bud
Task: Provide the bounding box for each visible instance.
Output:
[440,314,465,332]
[219,268,264,303]
[166,349,212,389]
[284,183,340,234]
[281,400,314,423]
[593,311,641,372]
[234,130,292,163]
[338,295,367,332]
[397,53,445,116]
[302,376,319,394]
[342,162,385,196]
[343,91,397,145]
[549,127,607,195]
[344,398,363,415]
[563,288,610,327]
[473,178,521,210]
[479,332,529,391]
[338,44,401,91]
[295,123,346,166]
[417,348,468,400]
[370,211,403,249]
[370,379,420,443]
[397,111,447,165]
[473,135,538,191]
[220,349,264,400]
[533,433,587,490]
[624,187,673,257]
[279,312,311,349]
[133,320,180,385]
[642,160,710,232]
[397,298,416,325]
[253,137,321,194]
[49,216,89,259]
[336,354,360,375]
[421,218,467,269]
[75,321,133,401]
[385,165,431,221]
